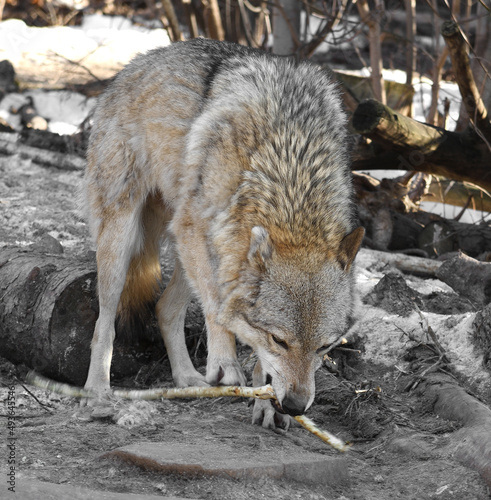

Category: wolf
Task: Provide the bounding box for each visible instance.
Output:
[83,38,364,429]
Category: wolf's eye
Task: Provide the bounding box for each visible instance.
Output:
[271,335,288,350]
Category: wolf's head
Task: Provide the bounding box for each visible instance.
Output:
[218,225,364,416]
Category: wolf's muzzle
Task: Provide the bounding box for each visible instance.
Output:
[281,393,310,416]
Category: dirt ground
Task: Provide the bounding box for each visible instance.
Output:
[1,148,491,499]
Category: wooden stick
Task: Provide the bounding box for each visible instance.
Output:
[25,371,276,401]
[25,371,349,452]
[294,415,349,453]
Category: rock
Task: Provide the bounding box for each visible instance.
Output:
[363,273,423,317]
[362,272,473,316]
[31,233,64,254]
[102,440,350,486]
[17,478,190,500]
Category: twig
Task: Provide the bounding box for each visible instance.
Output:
[414,305,450,363]
[49,52,103,83]
[16,379,54,414]
[237,0,259,47]
[405,353,446,393]
[324,335,348,355]
[333,347,362,354]
[160,0,183,41]
[26,371,349,452]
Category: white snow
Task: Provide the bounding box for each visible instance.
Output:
[26,90,96,135]
[0,15,170,67]
[0,14,170,134]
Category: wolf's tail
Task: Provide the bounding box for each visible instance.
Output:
[116,192,167,340]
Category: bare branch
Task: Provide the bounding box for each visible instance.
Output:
[161,0,184,41]
[441,20,491,141]
[356,0,386,104]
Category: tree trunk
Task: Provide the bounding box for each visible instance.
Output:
[404,0,416,117]
[0,132,85,171]
[472,2,491,111]
[356,0,386,104]
[354,171,491,257]
[272,0,300,56]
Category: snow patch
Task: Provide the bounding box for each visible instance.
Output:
[353,251,490,392]
[0,15,170,68]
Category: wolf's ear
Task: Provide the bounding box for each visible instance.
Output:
[338,226,365,271]
[248,226,273,268]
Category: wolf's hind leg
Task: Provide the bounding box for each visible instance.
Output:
[83,208,142,405]
[156,259,208,387]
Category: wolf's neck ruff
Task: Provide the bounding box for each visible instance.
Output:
[198,53,355,252]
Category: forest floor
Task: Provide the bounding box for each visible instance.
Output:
[1,145,491,500]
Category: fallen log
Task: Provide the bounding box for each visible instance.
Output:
[357,248,441,277]
[435,252,491,307]
[0,246,165,385]
[354,172,491,256]
[351,100,491,192]
[0,132,85,171]
[422,178,491,213]
[0,247,96,385]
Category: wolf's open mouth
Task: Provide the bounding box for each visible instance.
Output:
[272,399,285,414]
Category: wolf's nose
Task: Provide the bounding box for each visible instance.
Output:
[281,394,308,416]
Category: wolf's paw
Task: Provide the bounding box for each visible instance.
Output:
[206,357,247,386]
[80,383,112,408]
[252,399,291,431]
[174,369,209,388]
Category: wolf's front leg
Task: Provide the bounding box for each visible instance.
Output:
[205,314,247,386]
[171,210,246,387]
[157,260,208,387]
[251,359,291,430]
